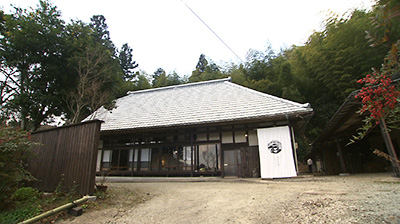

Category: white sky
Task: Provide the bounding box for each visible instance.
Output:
[2,0,375,76]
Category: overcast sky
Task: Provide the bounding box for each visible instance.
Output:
[2,0,375,76]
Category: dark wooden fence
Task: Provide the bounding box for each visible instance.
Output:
[28,120,102,195]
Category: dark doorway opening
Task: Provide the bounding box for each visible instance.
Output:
[223,149,241,176]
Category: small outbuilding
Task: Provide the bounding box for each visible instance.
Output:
[312,89,400,175]
[89,78,313,178]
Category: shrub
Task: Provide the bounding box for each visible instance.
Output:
[0,125,38,210]
[0,205,42,224]
[11,187,40,202]
[0,187,42,223]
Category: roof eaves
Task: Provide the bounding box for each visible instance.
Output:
[100,109,313,133]
[225,81,312,109]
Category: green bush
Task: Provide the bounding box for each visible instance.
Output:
[0,184,82,223]
[0,205,42,224]
[11,187,40,202]
[0,187,42,223]
[0,125,38,210]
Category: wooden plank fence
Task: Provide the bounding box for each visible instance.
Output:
[28,120,102,195]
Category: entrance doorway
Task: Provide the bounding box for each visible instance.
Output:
[223,149,241,176]
[223,147,260,177]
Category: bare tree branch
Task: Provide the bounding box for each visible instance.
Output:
[65,45,115,123]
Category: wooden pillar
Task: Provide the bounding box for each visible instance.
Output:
[137,148,142,172]
[190,133,194,177]
[158,148,162,172]
[319,143,326,174]
[220,131,225,178]
[117,149,121,169]
[215,144,219,171]
[99,149,104,172]
[131,147,135,176]
[194,145,198,170]
[379,119,400,177]
[289,126,299,174]
[285,116,299,175]
[335,139,347,173]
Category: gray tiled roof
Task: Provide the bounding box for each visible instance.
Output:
[90,78,313,131]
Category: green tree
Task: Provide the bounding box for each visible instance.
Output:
[244,48,273,82]
[189,54,223,82]
[118,43,139,81]
[242,48,301,99]
[90,15,115,51]
[287,9,388,135]
[166,71,184,86]
[63,17,129,123]
[134,72,151,90]
[366,0,400,49]
[65,42,119,123]
[0,0,68,130]
[152,68,167,87]
[189,54,207,82]
[0,2,138,127]
[223,63,247,85]
[196,54,207,73]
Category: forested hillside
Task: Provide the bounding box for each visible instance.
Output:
[1,0,399,151]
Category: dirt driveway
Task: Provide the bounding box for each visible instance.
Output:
[63,173,400,223]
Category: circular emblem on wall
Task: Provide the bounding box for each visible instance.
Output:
[268,140,282,154]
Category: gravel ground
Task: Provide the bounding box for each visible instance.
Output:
[61,173,400,224]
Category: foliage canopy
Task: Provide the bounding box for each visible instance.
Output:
[0,1,138,129]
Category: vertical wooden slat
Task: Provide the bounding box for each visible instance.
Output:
[29,120,102,195]
[379,119,400,177]
[239,146,260,178]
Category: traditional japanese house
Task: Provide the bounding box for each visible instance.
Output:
[89,78,313,177]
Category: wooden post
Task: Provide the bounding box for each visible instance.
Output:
[131,147,135,176]
[335,139,347,174]
[190,133,194,177]
[379,119,400,177]
[215,144,219,171]
[220,132,225,178]
[137,148,142,172]
[117,149,121,169]
[99,149,104,172]
[289,126,299,174]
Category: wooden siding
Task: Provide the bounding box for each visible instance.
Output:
[317,138,390,175]
[240,146,260,178]
[28,120,102,195]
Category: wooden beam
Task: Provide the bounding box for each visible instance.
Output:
[379,119,400,177]
[335,139,347,173]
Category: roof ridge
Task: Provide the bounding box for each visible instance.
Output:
[225,82,311,108]
[127,77,231,95]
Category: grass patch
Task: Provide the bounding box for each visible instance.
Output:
[0,184,151,223]
[0,187,82,223]
[62,184,152,222]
